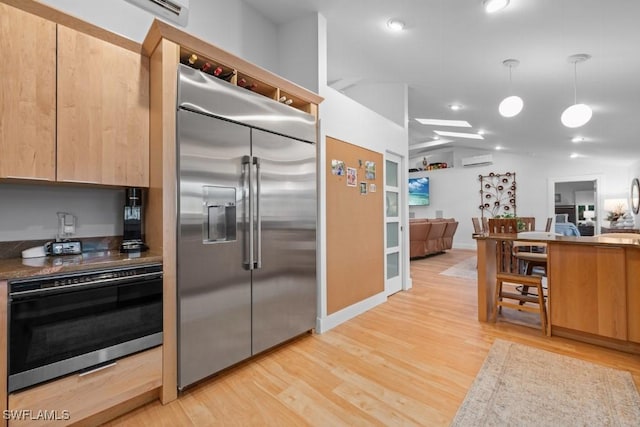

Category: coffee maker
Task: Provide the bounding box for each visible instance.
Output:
[120,188,148,253]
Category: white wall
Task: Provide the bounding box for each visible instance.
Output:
[629,160,640,226]
[276,14,319,93]
[343,83,408,128]
[409,148,629,249]
[38,0,279,72]
[0,184,124,241]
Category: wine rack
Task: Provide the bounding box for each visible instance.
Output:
[179,47,312,114]
[179,49,236,84]
[236,71,277,100]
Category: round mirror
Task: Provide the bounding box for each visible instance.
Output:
[632,178,640,215]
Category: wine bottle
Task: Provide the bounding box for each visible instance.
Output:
[201,62,212,73]
[213,66,223,76]
[284,99,293,105]
[245,83,258,91]
[238,78,247,88]
[278,96,287,102]
[218,70,235,82]
[188,54,198,65]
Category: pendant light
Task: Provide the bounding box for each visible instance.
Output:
[483,0,510,14]
[561,54,592,128]
[498,59,523,118]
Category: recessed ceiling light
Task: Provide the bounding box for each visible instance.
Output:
[495,145,503,150]
[571,136,585,143]
[433,135,440,140]
[570,153,579,159]
[387,19,405,31]
[449,104,462,111]
[477,129,486,135]
[483,0,510,14]
[434,130,484,140]
[414,118,471,127]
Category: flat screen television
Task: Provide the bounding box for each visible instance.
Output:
[409,177,430,206]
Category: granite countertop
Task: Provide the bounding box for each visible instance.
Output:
[0,251,163,281]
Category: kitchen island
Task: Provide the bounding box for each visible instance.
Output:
[476,233,640,354]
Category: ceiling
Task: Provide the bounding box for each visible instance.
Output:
[243,0,640,165]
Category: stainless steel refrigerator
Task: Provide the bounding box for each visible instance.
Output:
[176,64,317,389]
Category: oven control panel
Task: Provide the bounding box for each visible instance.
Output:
[8,264,163,295]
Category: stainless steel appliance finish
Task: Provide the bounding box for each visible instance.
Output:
[177,64,317,389]
[8,264,163,392]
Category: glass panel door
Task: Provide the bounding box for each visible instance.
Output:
[385,153,403,295]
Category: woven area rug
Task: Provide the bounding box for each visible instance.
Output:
[439,256,477,280]
[451,339,640,426]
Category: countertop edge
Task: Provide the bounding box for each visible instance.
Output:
[0,252,163,281]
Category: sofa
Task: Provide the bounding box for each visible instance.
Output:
[409,218,459,258]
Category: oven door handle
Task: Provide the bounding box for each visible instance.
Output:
[9,272,163,298]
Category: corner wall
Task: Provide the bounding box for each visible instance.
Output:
[316,14,409,332]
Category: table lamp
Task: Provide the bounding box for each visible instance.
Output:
[583,210,595,225]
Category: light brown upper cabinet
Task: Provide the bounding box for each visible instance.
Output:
[57,26,150,187]
[0,4,56,181]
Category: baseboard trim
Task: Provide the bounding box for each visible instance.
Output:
[453,243,477,250]
[316,292,387,334]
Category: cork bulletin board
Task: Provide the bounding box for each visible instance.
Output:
[326,136,384,314]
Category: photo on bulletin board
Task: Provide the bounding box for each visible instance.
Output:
[365,161,376,180]
[370,183,377,193]
[331,159,345,176]
[360,182,367,195]
[346,167,357,186]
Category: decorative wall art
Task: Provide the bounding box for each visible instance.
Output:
[331,159,345,176]
[365,161,376,180]
[360,182,367,195]
[346,167,357,186]
[478,172,517,218]
[369,183,377,193]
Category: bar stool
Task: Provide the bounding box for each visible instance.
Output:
[493,272,549,336]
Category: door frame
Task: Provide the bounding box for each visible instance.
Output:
[384,150,410,295]
[548,174,603,234]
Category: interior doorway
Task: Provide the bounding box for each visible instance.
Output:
[385,151,404,295]
[548,174,603,235]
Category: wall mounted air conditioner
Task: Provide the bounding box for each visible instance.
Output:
[126,0,189,26]
[461,154,493,167]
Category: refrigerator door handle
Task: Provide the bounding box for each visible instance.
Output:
[242,155,254,270]
[254,156,262,269]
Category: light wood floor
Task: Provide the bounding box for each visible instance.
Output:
[106,249,640,426]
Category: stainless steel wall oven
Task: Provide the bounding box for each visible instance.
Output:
[8,263,162,392]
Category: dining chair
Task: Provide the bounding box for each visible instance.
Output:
[472,217,482,234]
[482,217,489,233]
[491,230,556,336]
[518,217,535,232]
[487,218,518,233]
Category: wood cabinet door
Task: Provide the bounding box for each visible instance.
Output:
[627,250,640,343]
[57,26,149,187]
[550,244,627,340]
[0,4,56,181]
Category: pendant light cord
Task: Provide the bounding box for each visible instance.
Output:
[573,60,578,104]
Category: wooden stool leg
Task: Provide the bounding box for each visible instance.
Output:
[493,278,502,322]
[537,282,547,336]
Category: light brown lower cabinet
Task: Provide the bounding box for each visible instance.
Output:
[627,249,640,343]
[7,346,161,427]
[550,244,627,341]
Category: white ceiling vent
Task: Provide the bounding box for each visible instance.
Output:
[461,154,493,167]
[126,0,189,26]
